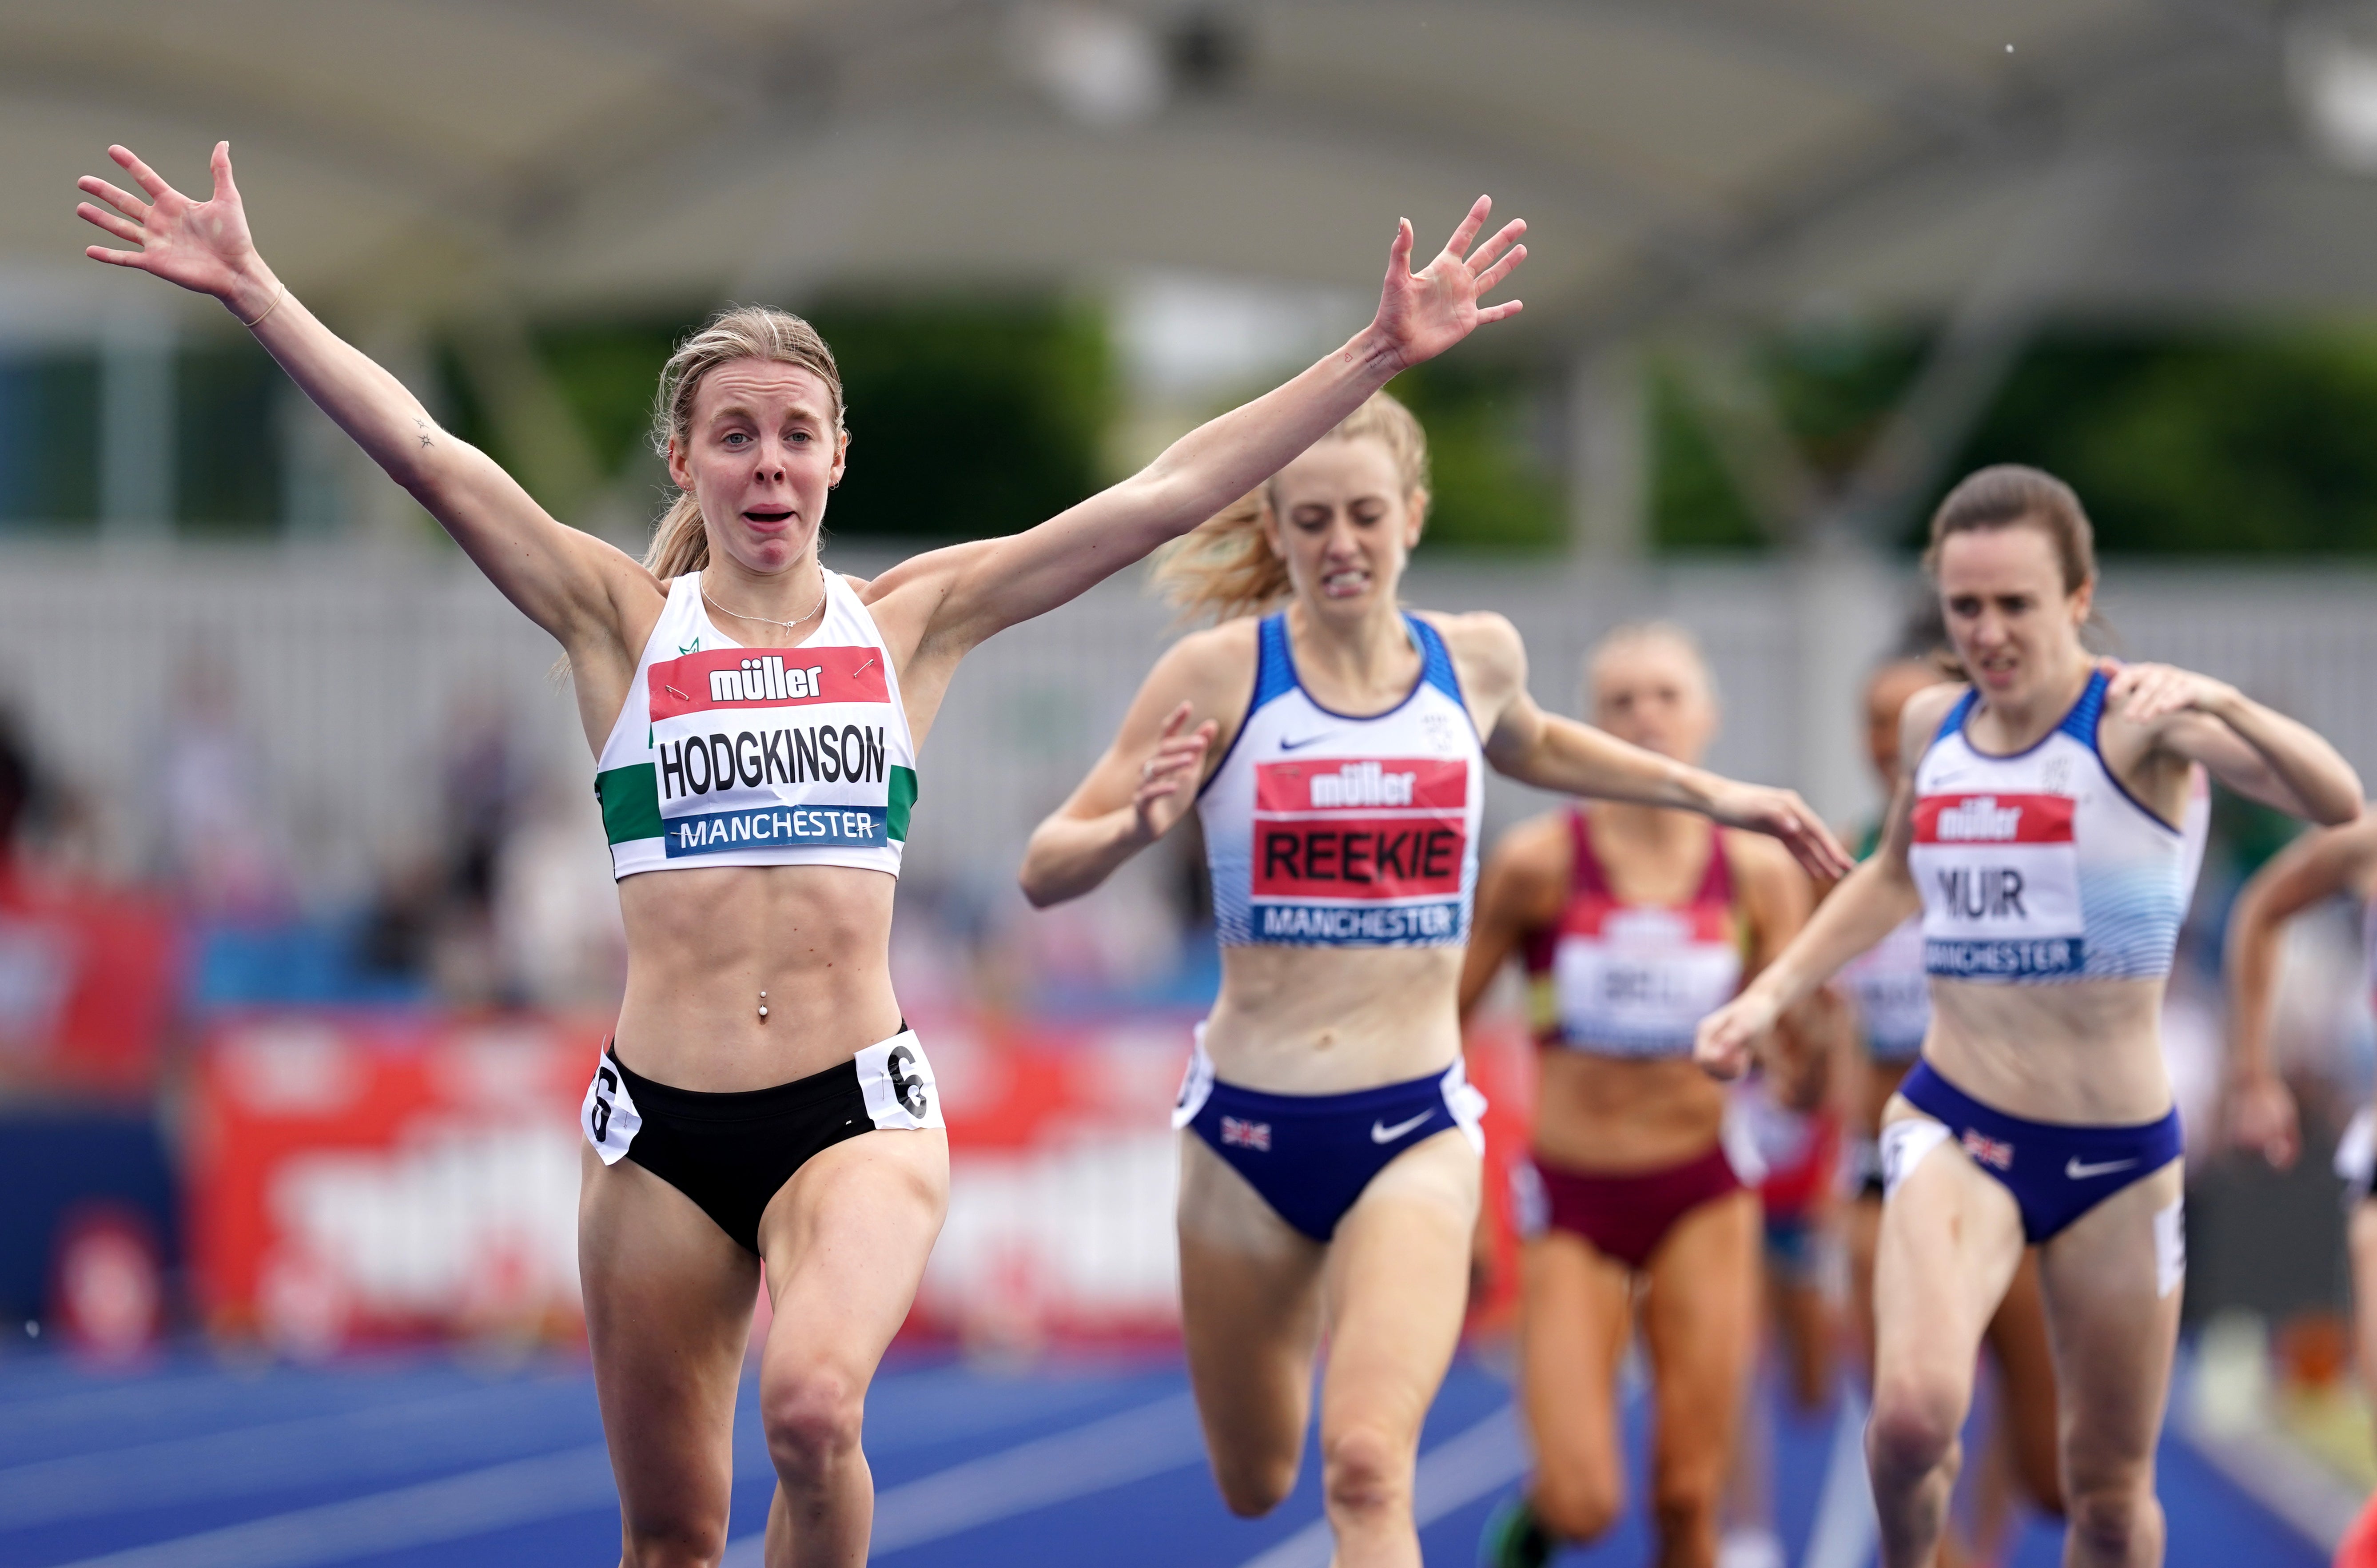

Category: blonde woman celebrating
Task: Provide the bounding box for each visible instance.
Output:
[79,139,1530,1568]
[1019,400,1848,1566]
[1697,465,2361,1568]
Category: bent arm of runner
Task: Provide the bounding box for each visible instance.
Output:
[1457,815,1566,1025]
[76,142,632,646]
[2222,817,2377,1168]
[876,200,1526,657]
[1019,630,1242,907]
[1695,685,1955,1079]
[2111,663,2364,826]
[1450,614,1850,881]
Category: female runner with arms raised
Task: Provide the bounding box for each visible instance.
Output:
[1697,465,2361,1568]
[1019,402,1848,1566]
[1458,623,1820,1568]
[78,140,1529,1568]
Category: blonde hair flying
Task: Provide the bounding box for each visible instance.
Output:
[643,306,846,580]
[1153,391,1432,623]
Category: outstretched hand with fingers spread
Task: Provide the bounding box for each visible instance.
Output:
[1366,197,1527,372]
[1131,702,1219,846]
[77,142,273,313]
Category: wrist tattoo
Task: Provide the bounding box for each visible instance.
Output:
[414,417,434,450]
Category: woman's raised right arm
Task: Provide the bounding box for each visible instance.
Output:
[77,143,634,645]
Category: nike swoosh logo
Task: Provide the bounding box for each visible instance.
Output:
[2066,1156,2138,1180]
[1279,733,1337,751]
[1372,1110,1435,1144]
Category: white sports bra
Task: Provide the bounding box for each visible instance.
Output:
[1196,612,1483,947]
[593,570,918,880]
[1910,669,2186,983]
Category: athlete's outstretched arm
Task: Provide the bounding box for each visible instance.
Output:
[2110,663,2364,826]
[1457,816,1566,1024]
[2222,816,2377,1169]
[1692,687,1956,1079]
[1019,630,1242,907]
[76,143,635,647]
[875,199,1526,657]
[1451,614,1851,881]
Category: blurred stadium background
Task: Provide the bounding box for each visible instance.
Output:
[5,1,2377,1563]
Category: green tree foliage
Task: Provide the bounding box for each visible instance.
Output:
[1382,357,1564,551]
[1651,321,2377,557]
[1937,330,2377,555]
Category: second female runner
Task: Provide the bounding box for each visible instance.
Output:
[1020,399,1848,1565]
[1460,623,1820,1568]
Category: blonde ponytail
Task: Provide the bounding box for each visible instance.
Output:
[1153,390,1432,624]
[642,305,847,579]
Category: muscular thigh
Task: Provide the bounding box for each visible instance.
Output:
[1177,1134,1328,1474]
[756,1128,950,1380]
[578,1144,763,1531]
[1516,1231,1633,1498]
[1873,1122,2026,1407]
[1641,1191,1759,1475]
[1319,1132,1478,1446]
[2035,1161,2184,1491]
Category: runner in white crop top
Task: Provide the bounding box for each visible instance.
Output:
[1021,397,1847,1567]
[1197,610,1483,948]
[1696,465,2361,1568]
[596,569,919,878]
[87,142,1541,1568]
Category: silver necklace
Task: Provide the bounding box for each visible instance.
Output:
[702,569,827,632]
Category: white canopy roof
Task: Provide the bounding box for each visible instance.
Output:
[10,0,2377,342]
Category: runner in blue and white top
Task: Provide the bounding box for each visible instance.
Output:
[1697,465,2362,1568]
[1021,393,1848,1566]
[81,140,1542,1567]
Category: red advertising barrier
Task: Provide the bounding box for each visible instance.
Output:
[187,1013,605,1349]
[185,1006,1542,1351]
[0,876,180,1097]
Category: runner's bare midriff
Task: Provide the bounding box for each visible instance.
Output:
[1202,945,1463,1094]
[1918,975,2173,1125]
[1531,1051,1727,1172]
[613,861,900,1092]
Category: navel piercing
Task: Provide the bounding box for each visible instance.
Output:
[758,989,769,1021]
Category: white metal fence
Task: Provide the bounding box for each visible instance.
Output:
[0,541,2371,907]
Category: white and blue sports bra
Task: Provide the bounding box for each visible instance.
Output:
[1909,669,2186,983]
[1196,612,1484,948]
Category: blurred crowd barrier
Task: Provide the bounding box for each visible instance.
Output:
[171,1003,1533,1355]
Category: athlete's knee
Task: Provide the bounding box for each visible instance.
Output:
[1530,1464,1621,1542]
[1211,1451,1300,1519]
[1320,1421,1413,1525]
[1867,1375,1963,1481]
[619,1512,729,1568]
[1648,1457,1725,1541]
[760,1362,866,1484]
[2064,1477,2157,1560]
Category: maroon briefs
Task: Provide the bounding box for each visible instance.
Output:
[1518,1144,1744,1270]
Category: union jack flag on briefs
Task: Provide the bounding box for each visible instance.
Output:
[1961,1129,2015,1171]
[1221,1117,1272,1152]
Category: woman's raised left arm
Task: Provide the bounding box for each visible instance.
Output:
[2111,663,2363,826]
[869,199,1525,657]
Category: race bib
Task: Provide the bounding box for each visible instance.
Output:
[855,1031,944,1130]
[1910,792,2084,979]
[579,1047,644,1164]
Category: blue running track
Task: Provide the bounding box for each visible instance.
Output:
[0,1351,2327,1566]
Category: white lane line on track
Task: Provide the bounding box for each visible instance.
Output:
[42,1443,617,1568]
[1801,1386,1879,1568]
[1236,1402,1528,1568]
[719,1391,1206,1566]
[0,1380,583,1531]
